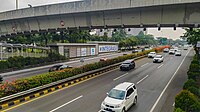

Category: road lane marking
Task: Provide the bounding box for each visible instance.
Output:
[157,64,164,69]
[49,95,83,112]
[141,63,149,67]
[150,48,191,112]
[137,75,149,84]
[173,102,175,107]
[113,73,128,81]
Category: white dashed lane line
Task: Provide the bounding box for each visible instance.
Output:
[113,73,129,81]
[157,64,164,69]
[49,95,83,112]
[141,63,149,68]
[137,75,149,84]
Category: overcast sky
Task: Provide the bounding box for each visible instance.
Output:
[0,0,185,40]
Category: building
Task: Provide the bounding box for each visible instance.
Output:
[48,41,119,58]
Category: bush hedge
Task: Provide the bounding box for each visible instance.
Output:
[175,54,200,112]
[174,108,185,112]
[0,52,66,72]
[0,46,168,98]
[175,90,200,112]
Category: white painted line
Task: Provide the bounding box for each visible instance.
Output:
[173,102,175,107]
[157,64,164,69]
[137,75,149,84]
[150,48,191,112]
[113,73,128,81]
[49,95,83,112]
[141,63,149,67]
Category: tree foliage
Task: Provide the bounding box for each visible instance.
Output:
[2,29,157,48]
[182,29,200,46]
[175,90,200,112]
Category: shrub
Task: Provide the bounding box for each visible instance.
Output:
[183,79,198,90]
[189,63,200,72]
[174,108,185,112]
[0,61,9,71]
[0,52,66,72]
[175,90,200,112]
[187,87,200,98]
[187,71,200,80]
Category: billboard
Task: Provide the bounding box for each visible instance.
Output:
[99,45,118,53]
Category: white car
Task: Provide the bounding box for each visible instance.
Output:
[153,55,164,63]
[175,50,182,56]
[183,45,188,50]
[169,49,175,54]
[101,82,137,112]
[148,52,156,58]
[163,48,169,53]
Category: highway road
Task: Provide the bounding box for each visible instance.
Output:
[3,48,194,112]
[2,51,131,82]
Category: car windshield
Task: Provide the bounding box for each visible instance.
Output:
[150,52,155,54]
[108,89,125,100]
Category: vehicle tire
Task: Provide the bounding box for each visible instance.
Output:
[133,97,137,105]
[121,108,126,112]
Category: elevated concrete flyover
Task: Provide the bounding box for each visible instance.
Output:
[0,0,200,37]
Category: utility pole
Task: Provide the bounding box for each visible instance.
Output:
[16,0,19,10]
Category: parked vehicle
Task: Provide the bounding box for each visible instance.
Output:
[120,60,135,71]
[153,55,164,63]
[101,82,137,112]
[49,64,72,72]
[148,52,156,58]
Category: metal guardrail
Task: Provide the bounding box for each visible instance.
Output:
[0,55,146,103]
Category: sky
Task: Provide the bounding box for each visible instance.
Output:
[0,0,186,40]
[147,28,185,40]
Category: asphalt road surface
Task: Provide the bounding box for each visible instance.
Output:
[2,51,131,82]
[3,48,194,112]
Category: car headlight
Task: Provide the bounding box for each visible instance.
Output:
[115,104,122,108]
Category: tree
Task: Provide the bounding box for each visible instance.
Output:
[182,29,200,47]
